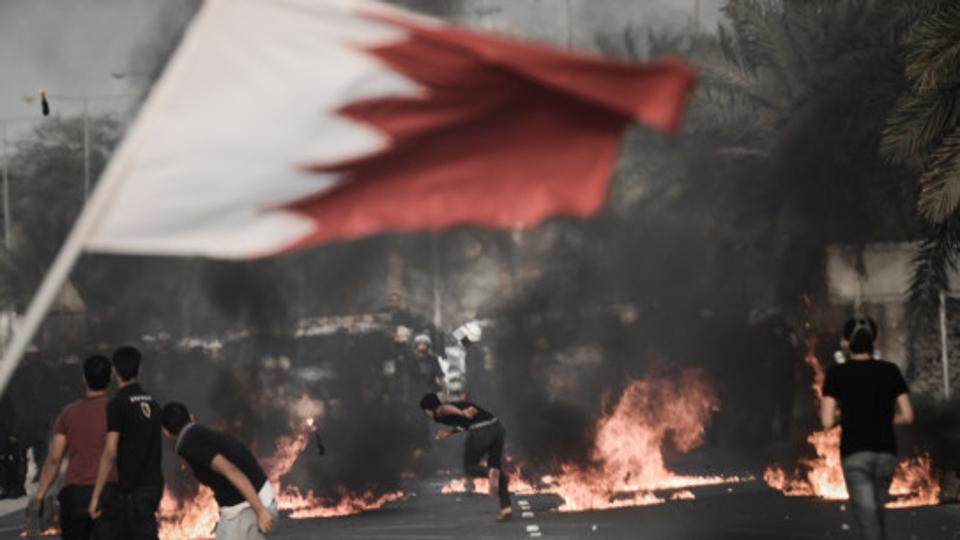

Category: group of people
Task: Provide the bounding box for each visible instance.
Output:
[27,346,278,540]
[25,342,514,539]
[16,313,913,540]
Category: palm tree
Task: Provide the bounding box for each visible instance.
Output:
[878,0,960,308]
[602,0,919,313]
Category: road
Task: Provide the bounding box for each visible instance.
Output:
[2,479,957,540]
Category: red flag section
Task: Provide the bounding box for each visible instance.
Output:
[284,10,696,248]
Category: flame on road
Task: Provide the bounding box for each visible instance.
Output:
[764,351,940,507]
[442,371,745,511]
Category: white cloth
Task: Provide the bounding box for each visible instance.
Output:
[220,481,276,519]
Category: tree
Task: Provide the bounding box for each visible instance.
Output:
[877,1,960,307]
[0,116,118,311]
[593,0,920,317]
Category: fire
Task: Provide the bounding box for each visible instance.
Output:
[542,371,740,512]
[158,394,401,534]
[19,528,59,537]
[764,353,940,507]
[278,487,406,518]
[440,371,743,511]
[158,486,219,540]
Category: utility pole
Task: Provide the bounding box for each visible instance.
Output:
[941,292,951,399]
[0,116,36,250]
[26,92,134,201]
[432,232,442,328]
[83,100,90,199]
[691,0,702,34]
[2,122,8,250]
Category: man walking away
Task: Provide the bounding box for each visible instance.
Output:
[161,402,276,539]
[420,394,512,521]
[32,355,119,539]
[89,347,164,540]
[821,318,914,540]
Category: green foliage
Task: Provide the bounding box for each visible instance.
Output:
[876,0,960,305]
[0,116,119,309]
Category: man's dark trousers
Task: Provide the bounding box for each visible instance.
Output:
[842,451,897,540]
[100,485,163,540]
[463,421,511,509]
[58,484,121,540]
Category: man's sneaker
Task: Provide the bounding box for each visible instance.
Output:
[488,469,500,496]
[497,507,513,522]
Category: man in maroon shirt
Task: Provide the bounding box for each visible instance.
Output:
[33,355,119,539]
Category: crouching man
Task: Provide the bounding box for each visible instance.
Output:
[420,394,512,521]
[160,403,276,539]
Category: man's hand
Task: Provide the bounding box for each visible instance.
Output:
[435,430,454,441]
[88,496,102,520]
[463,407,478,419]
[255,507,275,534]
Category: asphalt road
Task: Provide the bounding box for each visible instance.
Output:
[3,479,958,540]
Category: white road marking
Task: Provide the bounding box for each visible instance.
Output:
[519,500,541,536]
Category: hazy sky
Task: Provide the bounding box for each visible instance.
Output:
[0,0,723,141]
[0,0,170,139]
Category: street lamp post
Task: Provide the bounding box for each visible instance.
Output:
[25,92,133,200]
[0,116,37,249]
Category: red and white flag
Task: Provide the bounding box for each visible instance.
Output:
[84,0,697,258]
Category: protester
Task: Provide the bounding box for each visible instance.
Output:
[31,355,119,539]
[89,347,164,540]
[161,402,277,539]
[420,393,512,521]
[820,318,914,540]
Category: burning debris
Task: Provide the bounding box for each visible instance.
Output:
[763,428,940,508]
[538,371,743,512]
[157,486,219,540]
[442,370,745,511]
[764,352,940,507]
[156,391,407,537]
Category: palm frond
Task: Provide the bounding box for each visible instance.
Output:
[903,2,960,93]
[918,129,960,222]
[910,217,960,314]
[880,91,958,165]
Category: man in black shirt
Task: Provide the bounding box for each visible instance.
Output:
[161,403,276,539]
[821,318,914,540]
[89,346,164,539]
[420,394,511,521]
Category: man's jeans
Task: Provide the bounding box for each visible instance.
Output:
[842,451,897,540]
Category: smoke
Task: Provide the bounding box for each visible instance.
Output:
[284,333,422,498]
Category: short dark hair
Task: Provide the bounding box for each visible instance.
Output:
[420,393,441,411]
[112,346,141,381]
[843,317,878,354]
[161,402,191,435]
[83,355,111,391]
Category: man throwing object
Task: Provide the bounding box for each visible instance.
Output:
[161,402,276,539]
[420,394,512,521]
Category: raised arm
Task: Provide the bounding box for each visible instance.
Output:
[820,396,839,430]
[88,432,118,519]
[35,434,66,501]
[894,393,914,425]
[210,454,274,534]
